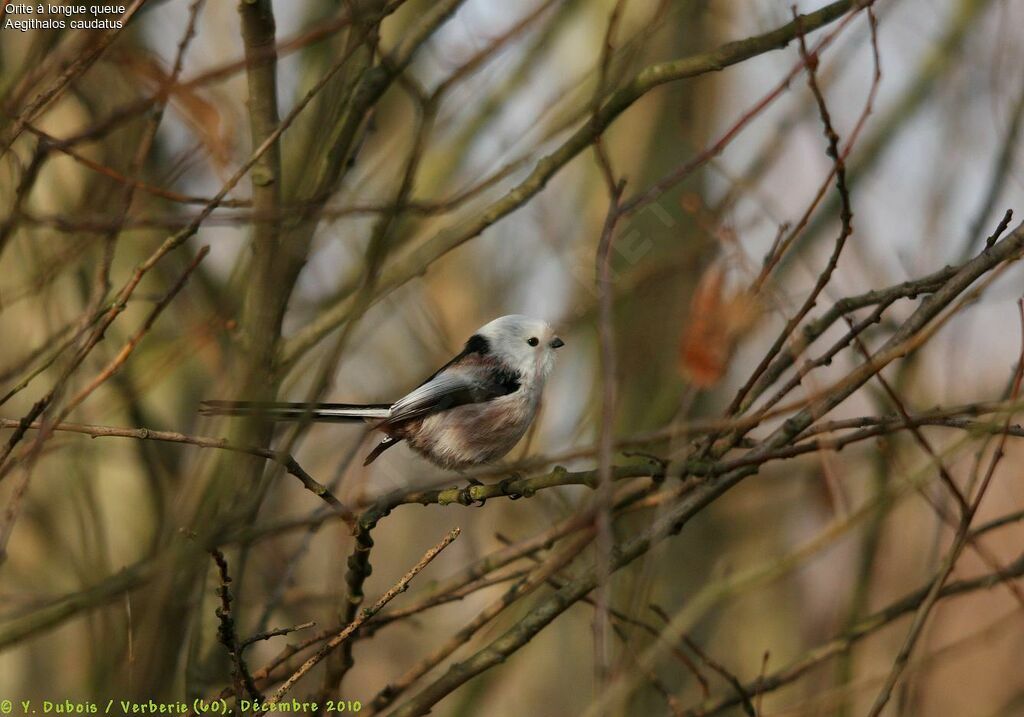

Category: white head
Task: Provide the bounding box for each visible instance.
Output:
[475,314,564,385]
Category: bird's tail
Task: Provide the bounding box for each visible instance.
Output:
[199,400,390,423]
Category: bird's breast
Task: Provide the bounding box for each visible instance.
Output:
[405,390,539,469]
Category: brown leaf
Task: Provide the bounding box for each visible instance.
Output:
[115,49,233,171]
[679,264,759,387]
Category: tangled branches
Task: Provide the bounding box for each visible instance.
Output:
[2,1,1023,715]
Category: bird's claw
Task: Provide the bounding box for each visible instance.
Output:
[458,477,487,507]
[499,476,524,500]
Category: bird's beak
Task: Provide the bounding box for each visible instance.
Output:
[550,337,565,349]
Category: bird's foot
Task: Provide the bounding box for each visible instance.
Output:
[457,477,487,507]
[498,475,524,500]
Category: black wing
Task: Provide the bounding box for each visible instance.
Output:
[386,359,520,425]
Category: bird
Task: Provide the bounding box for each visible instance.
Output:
[200,315,564,469]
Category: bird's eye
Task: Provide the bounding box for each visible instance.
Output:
[527,337,539,347]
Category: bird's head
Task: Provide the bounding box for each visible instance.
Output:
[475,314,564,383]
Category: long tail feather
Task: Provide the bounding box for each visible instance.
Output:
[199,400,390,422]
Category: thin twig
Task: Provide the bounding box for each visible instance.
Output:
[210,549,262,702]
[267,528,461,704]
[0,419,355,528]
[866,298,1024,716]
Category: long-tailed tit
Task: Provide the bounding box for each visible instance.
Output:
[200,315,564,469]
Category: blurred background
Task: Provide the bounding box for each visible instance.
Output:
[1,0,1024,715]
